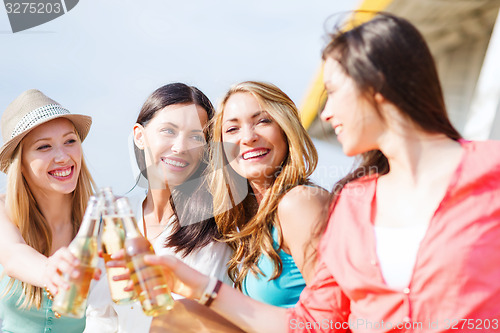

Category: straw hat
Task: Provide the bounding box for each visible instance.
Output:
[0,89,92,173]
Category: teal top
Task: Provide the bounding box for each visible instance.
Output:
[241,227,306,308]
[0,266,86,333]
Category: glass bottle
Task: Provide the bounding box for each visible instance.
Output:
[116,197,174,316]
[100,187,136,304]
[52,196,100,318]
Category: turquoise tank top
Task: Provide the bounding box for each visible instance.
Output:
[0,266,86,333]
[242,227,306,308]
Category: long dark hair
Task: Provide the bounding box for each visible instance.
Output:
[319,13,462,234]
[134,83,220,256]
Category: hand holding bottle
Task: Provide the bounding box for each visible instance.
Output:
[44,247,101,297]
[144,254,209,301]
[52,196,101,318]
[116,197,175,316]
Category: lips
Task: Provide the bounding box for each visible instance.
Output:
[161,157,189,168]
[242,148,270,160]
[48,166,74,179]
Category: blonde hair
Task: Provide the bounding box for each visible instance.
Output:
[1,132,95,309]
[210,81,318,288]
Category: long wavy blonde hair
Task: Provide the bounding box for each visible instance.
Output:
[1,131,95,309]
[209,81,318,288]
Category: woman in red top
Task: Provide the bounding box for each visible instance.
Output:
[145,12,500,332]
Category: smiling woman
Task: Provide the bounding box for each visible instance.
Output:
[0,89,96,333]
[210,81,330,306]
[85,83,233,333]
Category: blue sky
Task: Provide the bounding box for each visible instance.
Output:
[0,0,358,194]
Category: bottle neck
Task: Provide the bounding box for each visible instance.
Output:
[76,215,100,238]
[76,197,100,238]
[121,214,142,239]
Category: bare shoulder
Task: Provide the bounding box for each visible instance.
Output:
[278,185,330,213]
[277,185,330,231]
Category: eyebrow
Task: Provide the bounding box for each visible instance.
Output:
[32,131,76,145]
[160,122,203,132]
[224,111,267,124]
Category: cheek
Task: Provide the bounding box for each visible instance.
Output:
[271,131,288,156]
[72,147,83,165]
[222,141,239,163]
[190,146,205,164]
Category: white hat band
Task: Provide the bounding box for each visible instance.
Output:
[11,104,70,139]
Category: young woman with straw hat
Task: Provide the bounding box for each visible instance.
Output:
[0,89,96,333]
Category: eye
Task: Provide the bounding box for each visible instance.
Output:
[258,118,272,125]
[65,139,77,145]
[326,88,337,96]
[161,128,176,135]
[37,144,51,151]
[191,134,205,142]
[225,127,238,134]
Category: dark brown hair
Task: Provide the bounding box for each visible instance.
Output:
[320,13,462,233]
[134,83,220,256]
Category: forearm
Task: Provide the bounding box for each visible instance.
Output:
[210,284,289,333]
[1,243,48,287]
[144,254,291,332]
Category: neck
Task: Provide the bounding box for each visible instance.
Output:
[378,129,461,185]
[249,180,272,205]
[31,191,73,229]
[145,187,174,225]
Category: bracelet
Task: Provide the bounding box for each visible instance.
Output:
[198,276,222,307]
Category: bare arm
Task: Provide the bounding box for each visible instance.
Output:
[0,195,79,294]
[277,185,330,284]
[145,255,289,333]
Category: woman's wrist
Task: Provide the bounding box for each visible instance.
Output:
[197,276,222,307]
[193,275,211,300]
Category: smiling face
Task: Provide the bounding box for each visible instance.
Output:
[221,92,288,189]
[320,57,385,156]
[134,103,208,188]
[21,118,82,196]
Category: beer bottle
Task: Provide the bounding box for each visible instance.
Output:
[100,187,136,304]
[52,196,100,318]
[116,197,174,316]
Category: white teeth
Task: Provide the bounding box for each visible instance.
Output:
[243,150,268,160]
[334,125,343,136]
[51,168,71,177]
[162,158,187,167]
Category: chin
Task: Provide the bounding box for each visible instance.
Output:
[54,185,78,195]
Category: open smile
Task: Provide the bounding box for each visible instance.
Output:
[334,124,344,136]
[48,166,74,180]
[241,148,270,160]
[161,157,189,168]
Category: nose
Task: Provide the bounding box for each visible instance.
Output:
[171,135,188,154]
[320,100,334,123]
[54,146,70,164]
[240,126,258,145]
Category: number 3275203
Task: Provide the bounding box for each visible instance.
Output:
[5,2,62,14]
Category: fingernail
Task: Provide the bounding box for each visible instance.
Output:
[71,270,80,279]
